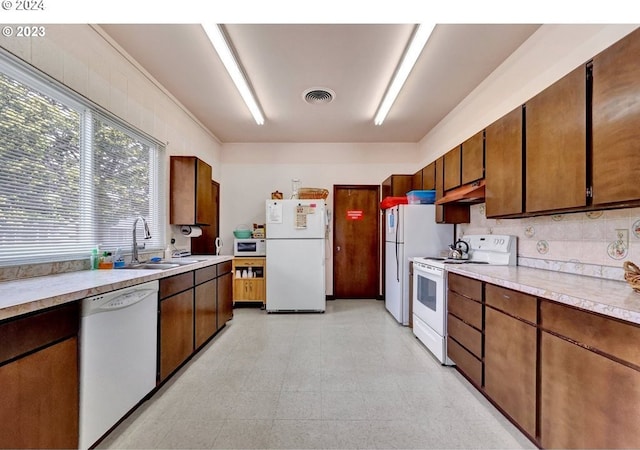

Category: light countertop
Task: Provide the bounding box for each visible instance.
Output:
[446,264,640,325]
[0,255,233,321]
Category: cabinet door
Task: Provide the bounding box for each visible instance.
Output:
[435,156,470,224]
[160,290,194,381]
[0,338,79,449]
[391,175,413,196]
[485,307,537,438]
[421,162,436,190]
[461,130,484,184]
[592,28,640,205]
[170,156,212,225]
[444,146,461,191]
[195,279,217,348]
[195,158,212,225]
[411,170,423,191]
[217,271,233,327]
[485,106,523,217]
[192,180,220,254]
[540,331,640,449]
[526,66,587,213]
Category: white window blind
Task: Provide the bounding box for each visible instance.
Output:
[0,53,165,266]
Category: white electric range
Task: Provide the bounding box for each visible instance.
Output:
[412,234,517,365]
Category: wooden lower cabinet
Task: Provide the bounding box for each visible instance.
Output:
[0,302,79,449]
[540,331,640,449]
[447,273,483,386]
[539,300,640,448]
[232,257,266,306]
[484,307,537,438]
[0,338,79,449]
[194,279,217,349]
[217,270,233,326]
[159,289,194,381]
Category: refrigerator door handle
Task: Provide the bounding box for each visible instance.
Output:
[395,209,400,282]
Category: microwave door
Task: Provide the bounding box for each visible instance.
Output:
[237,241,257,253]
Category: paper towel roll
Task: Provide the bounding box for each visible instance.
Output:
[180,225,202,237]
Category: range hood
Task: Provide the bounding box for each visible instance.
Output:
[435,179,485,205]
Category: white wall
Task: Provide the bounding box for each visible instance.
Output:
[0,24,224,250]
[220,142,418,293]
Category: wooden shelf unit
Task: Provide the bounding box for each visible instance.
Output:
[232,257,266,306]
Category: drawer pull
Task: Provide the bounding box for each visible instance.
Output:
[503,294,511,300]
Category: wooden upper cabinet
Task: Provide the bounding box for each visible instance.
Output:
[411,170,423,191]
[422,162,436,190]
[381,174,413,198]
[443,146,462,191]
[435,156,470,224]
[461,130,485,185]
[592,28,640,206]
[485,106,523,217]
[525,66,587,213]
[170,156,212,225]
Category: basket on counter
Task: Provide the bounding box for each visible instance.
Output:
[298,187,329,199]
[623,261,640,293]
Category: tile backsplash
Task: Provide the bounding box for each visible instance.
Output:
[459,204,640,281]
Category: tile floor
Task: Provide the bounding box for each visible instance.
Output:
[98,300,536,449]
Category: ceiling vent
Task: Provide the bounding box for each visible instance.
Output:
[303,88,335,105]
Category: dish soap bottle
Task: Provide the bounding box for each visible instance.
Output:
[90,248,99,270]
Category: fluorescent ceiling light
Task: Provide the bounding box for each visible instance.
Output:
[203,24,265,125]
[374,24,435,126]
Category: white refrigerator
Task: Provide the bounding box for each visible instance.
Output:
[265,199,327,312]
[384,204,452,325]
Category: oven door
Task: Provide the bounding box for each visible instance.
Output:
[413,264,446,336]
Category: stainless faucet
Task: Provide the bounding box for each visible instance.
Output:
[131,216,152,264]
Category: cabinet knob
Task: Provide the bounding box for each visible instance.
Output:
[336,246,341,252]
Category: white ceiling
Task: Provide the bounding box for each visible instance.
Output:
[99,24,541,143]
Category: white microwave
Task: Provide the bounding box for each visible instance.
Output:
[233,238,266,257]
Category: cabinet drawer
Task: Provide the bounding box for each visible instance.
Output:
[447,336,482,387]
[448,314,482,358]
[448,273,482,301]
[233,258,264,267]
[448,290,482,329]
[541,300,640,367]
[217,260,233,276]
[160,272,193,299]
[485,284,537,323]
[0,302,79,364]
[195,265,216,285]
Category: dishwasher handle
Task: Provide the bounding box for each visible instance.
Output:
[82,281,159,316]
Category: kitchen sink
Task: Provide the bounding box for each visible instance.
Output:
[162,258,205,265]
[126,262,181,270]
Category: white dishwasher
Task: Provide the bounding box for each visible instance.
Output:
[79,280,159,450]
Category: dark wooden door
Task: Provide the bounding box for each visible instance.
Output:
[333,185,379,298]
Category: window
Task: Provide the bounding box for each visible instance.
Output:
[0,52,165,266]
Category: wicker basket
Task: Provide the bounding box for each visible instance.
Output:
[623,261,640,293]
[298,187,329,199]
